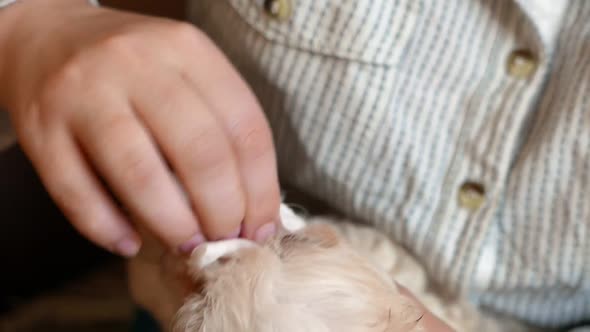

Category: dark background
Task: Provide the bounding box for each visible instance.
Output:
[100,1,185,19]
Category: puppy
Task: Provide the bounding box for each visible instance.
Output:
[128,205,531,332]
[129,205,426,332]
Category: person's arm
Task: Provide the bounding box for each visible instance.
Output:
[0,0,281,257]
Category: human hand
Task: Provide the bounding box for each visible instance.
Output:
[0,0,280,256]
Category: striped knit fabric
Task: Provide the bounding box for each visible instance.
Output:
[0,0,17,8]
[0,0,99,10]
[188,0,589,329]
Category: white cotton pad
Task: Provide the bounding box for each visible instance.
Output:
[196,204,305,268]
[198,239,255,268]
[279,204,306,232]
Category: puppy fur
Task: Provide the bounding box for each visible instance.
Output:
[128,206,532,332]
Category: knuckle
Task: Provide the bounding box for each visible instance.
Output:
[152,86,189,114]
[167,22,202,44]
[98,112,131,133]
[95,33,136,57]
[230,116,274,161]
[94,115,160,191]
[40,61,85,107]
[93,113,138,145]
[182,128,230,174]
[118,145,160,191]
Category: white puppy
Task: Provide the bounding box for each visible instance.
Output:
[128,205,531,332]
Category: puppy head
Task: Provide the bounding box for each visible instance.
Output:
[166,209,424,332]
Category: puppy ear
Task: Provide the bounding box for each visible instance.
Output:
[299,223,341,248]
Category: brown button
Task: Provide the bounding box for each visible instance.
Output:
[264,0,292,21]
[507,49,538,79]
[458,181,486,211]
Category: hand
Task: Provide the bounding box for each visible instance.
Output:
[0,0,281,256]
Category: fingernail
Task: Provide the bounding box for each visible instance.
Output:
[222,225,242,240]
[178,233,205,254]
[115,238,141,257]
[255,222,277,243]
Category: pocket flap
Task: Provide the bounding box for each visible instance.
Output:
[227,0,421,66]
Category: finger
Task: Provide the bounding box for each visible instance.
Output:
[25,126,141,257]
[72,102,201,252]
[180,32,281,241]
[132,75,246,241]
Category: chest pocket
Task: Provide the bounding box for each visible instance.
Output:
[225,0,422,67]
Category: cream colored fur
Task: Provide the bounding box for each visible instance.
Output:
[128,205,534,332]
